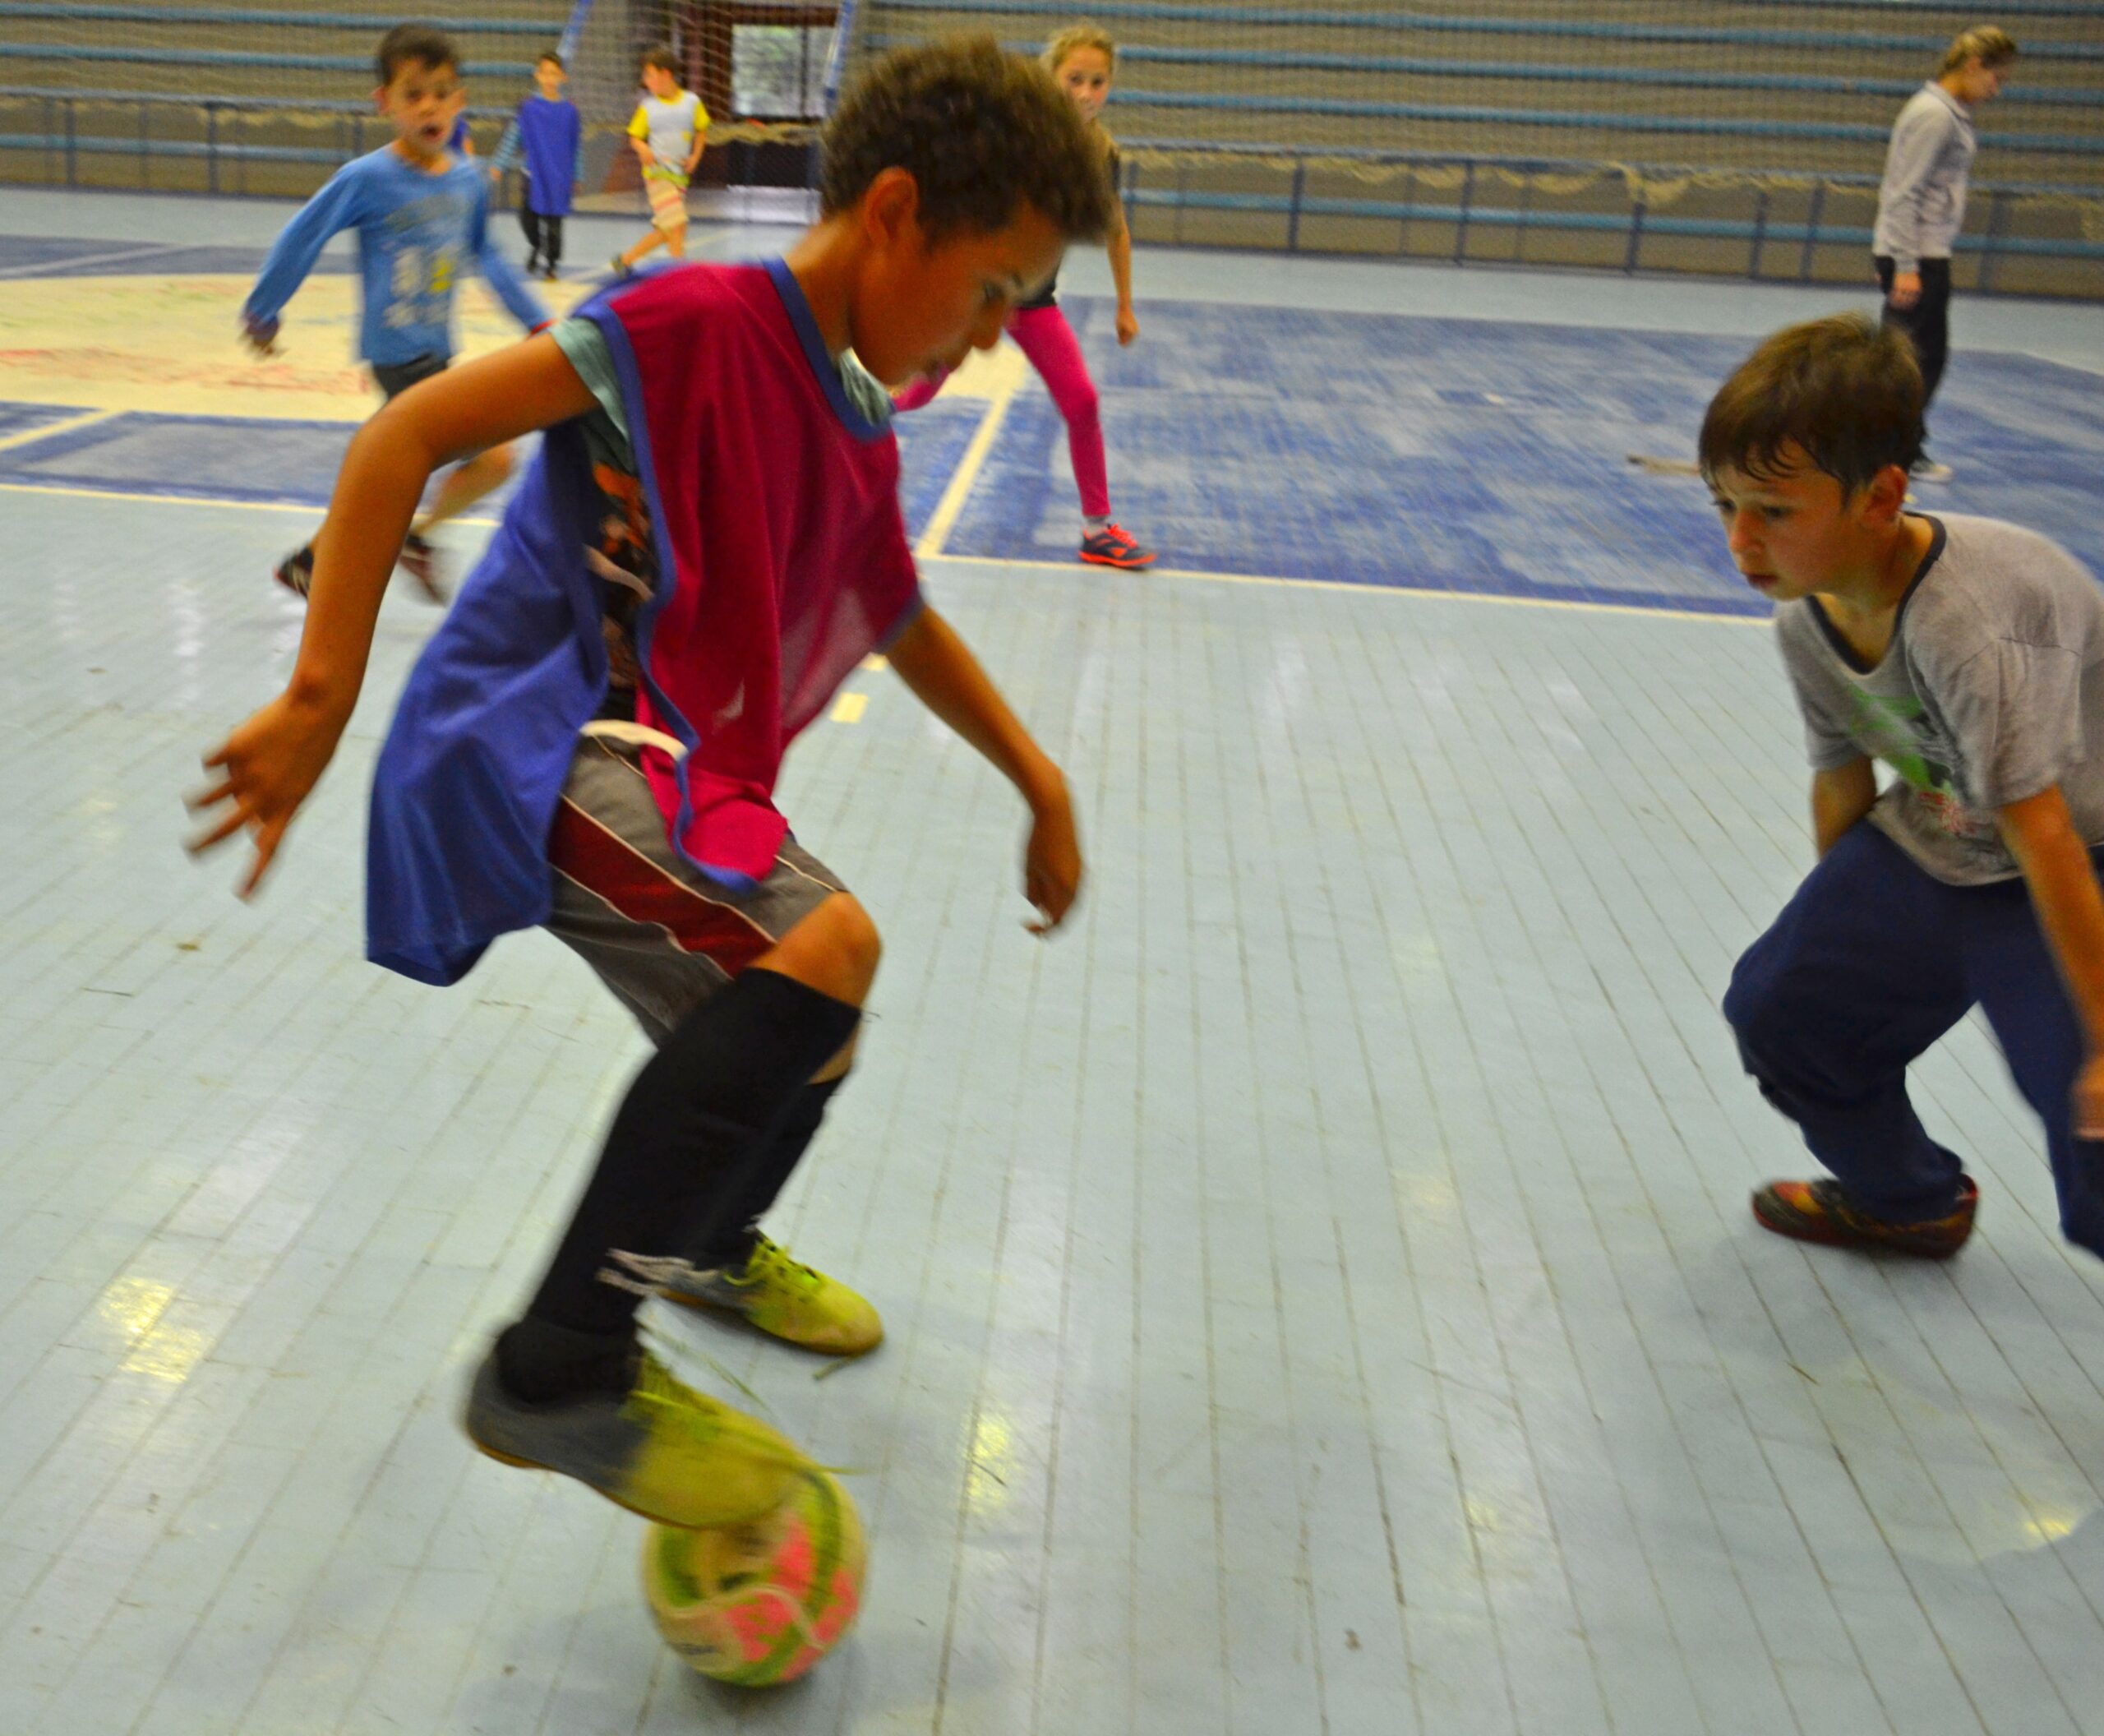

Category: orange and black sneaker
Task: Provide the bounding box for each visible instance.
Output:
[1078,523,1156,569]
[1751,1175,1977,1259]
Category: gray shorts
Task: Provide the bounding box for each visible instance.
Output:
[543,731,847,1045]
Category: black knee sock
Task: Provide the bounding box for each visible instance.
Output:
[513,968,861,1371]
[496,1315,638,1403]
[690,1075,846,1269]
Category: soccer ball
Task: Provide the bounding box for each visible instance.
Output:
[641,1468,866,1686]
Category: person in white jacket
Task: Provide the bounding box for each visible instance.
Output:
[1871,25,2018,479]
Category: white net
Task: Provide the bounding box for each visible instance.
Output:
[0,1,2096,295]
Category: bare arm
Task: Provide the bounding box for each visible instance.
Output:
[1812,758,1878,857]
[2001,785,2104,1138]
[191,335,599,891]
[886,606,1082,930]
[1107,212,1136,342]
[2002,787,2104,1049]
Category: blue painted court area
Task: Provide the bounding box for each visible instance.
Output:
[0,396,987,547]
[959,297,2104,612]
[0,409,369,504]
[0,399,87,439]
[1,273,2099,612]
[0,234,352,277]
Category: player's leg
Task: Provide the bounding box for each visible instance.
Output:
[618,179,683,272]
[519,205,543,275]
[655,841,881,1355]
[1876,253,1954,475]
[614,226,664,273]
[413,443,512,542]
[1724,823,1978,1254]
[464,735,881,1523]
[272,351,447,598]
[542,213,564,278]
[1911,258,1953,407]
[1007,303,1154,569]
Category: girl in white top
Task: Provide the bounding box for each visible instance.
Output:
[1870,25,2017,473]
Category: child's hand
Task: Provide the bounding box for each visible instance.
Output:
[239,312,280,357]
[187,690,350,897]
[1022,780,1083,934]
[1116,307,1140,346]
[2077,1054,2104,1141]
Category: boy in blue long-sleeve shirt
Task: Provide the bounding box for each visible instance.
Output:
[242,22,550,603]
[491,50,583,280]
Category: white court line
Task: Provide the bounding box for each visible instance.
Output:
[0,241,191,279]
[0,407,118,454]
[914,371,1021,561]
[919,549,1767,625]
[0,478,1761,624]
[0,478,503,526]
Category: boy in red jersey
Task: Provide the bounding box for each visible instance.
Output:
[191,39,1112,1532]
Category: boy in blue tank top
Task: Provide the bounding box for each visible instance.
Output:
[491,49,583,280]
[240,23,550,603]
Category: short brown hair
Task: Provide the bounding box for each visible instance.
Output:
[1045,24,1115,76]
[537,49,565,72]
[376,23,458,85]
[1940,25,2018,75]
[641,44,680,77]
[1699,314,1925,494]
[819,37,1114,245]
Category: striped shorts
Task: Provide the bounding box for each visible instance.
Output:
[544,728,845,1045]
[644,173,689,233]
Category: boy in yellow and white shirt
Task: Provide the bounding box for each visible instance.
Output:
[612,44,707,275]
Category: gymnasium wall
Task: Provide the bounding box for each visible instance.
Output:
[852,0,2104,296]
[0,0,2098,297]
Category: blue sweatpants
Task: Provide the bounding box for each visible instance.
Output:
[1723,820,2104,1254]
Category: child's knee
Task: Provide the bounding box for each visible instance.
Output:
[824,895,882,990]
[762,893,881,1006]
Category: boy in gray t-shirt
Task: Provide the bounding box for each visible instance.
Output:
[1704,313,2104,1263]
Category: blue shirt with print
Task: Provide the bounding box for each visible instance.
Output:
[242,145,547,367]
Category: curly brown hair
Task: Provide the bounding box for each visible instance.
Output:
[1699,314,1924,495]
[819,36,1113,245]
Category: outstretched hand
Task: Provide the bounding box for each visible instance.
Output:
[1023,783,1083,935]
[187,689,348,897]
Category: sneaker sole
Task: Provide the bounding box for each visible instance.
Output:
[1078,550,1156,569]
[464,1427,796,1529]
[661,1286,884,1357]
[1750,1194,1968,1259]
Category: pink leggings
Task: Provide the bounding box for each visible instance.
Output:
[893,302,1110,518]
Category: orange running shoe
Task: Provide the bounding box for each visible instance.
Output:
[1751,1175,1977,1259]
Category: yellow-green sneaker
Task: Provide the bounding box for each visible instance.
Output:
[666,1235,883,1357]
[464,1343,814,1528]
